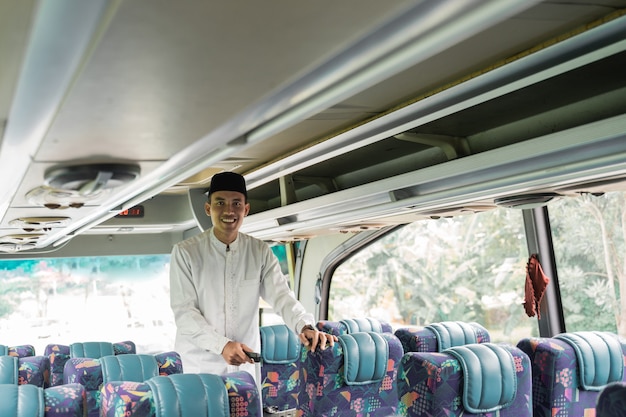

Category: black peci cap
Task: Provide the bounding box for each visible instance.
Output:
[207,172,247,198]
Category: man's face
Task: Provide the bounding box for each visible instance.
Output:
[205,190,250,236]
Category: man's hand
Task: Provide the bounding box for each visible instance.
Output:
[299,324,338,353]
[221,341,255,366]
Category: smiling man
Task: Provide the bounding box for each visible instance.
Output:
[169,172,334,380]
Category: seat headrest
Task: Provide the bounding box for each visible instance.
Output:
[260,324,300,364]
[446,343,517,413]
[101,354,159,383]
[426,321,486,350]
[0,355,18,384]
[147,373,229,417]
[0,384,44,417]
[0,344,8,356]
[338,332,389,385]
[555,331,624,391]
[70,341,115,359]
[340,318,384,334]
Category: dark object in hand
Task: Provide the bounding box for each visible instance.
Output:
[245,351,261,362]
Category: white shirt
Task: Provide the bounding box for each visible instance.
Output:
[169,228,313,377]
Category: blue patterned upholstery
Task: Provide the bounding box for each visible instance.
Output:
[317,317,393,336]
[44,344,70,387]
[65,351,183,417]
[154,351,184,376]
[0,384,44,416]
[113,341,136,355]
[298,331,402,416]
[221,371,262,417]
[18,356,50,387]
[395,321,490,353]
[597,382,626,417]
[397,343,532,416]
[9,345,36,358]
[517,331,626,417]
[260,324,301,411]
[44,383,86,417]
[63,358,102,417]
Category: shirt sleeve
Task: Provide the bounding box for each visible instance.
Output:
[169,243,231,354]
[258,243,314,335]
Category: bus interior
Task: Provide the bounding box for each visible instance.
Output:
[1,0,626,414]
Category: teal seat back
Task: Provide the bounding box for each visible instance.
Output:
[70,342,115,359]
[338,331,389,385]
[0,355,19,384]
[147,373,230,417]
[340,318,384,334]
[101,354,159,383]
[555,331,624,390]
[260,324,300,364]
[426,321,487,350]
[0,384,44,417]
[446,343,517,413]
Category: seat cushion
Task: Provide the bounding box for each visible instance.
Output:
[147,373,229,417]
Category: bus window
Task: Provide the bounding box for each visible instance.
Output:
[330,208,537,343]
[549,191,625,337]
[0,255,173,354]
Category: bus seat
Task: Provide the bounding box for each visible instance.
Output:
[63,358,102,417]
[298,331,402,416]
[0,384,44,416]
[18,355,50,387]
[154,351,184,376]
[259,324,301,412]
[44,344,70,387]
[317,317,393,336]
[9,345,36,358]
[70,342,115,359]
[0,355,19,384]
[397,343,532,416]
[113,340,136,355]
[66,351,182,417]
[100,372,260,417]
[44,383,86,417]
[597,382,626,417]
[100,354,160,383]
[0,344,8,355]
[394,321,490,353]
[517,331,626,417]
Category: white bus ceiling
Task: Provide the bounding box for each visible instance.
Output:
[0,0,626,257]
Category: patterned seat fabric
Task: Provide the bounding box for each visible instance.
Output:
[397,343,532,416]
[394,321,490,353]
[517,331,626,417]
[100,371,261,417]
[63,358,102,417]
[316,317,393,336]
[298,331,402,416]
[44,383,86,417]
[65,351,183,417]
[597,382,626,417]
[260,324,301,411]
[9,344,36,358]
[18,355,50,387]
[44,344,71,387]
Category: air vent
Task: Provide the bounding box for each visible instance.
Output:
[494,193,560,209]
[44,163,140,196]
[9,217,70,232]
